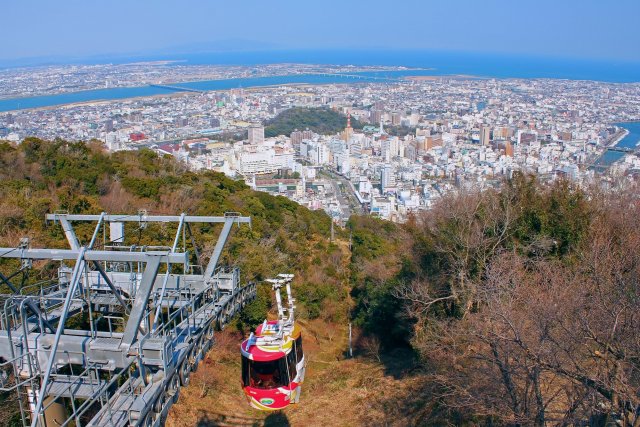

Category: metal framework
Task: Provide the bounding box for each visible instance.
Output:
[0,212,256,426]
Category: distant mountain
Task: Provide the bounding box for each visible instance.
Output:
[157,39,282,54]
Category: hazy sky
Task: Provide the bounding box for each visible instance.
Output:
[2,0,639,63]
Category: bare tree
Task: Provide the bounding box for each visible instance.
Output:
[395,179,640,426]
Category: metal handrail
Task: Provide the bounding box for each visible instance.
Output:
[45,360,101,402]
[0,353,38,392]
[19,279,57,296]
[57,363,133,427]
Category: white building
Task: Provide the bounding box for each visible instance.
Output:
[371,196,396,220]
[274,148,295,169]
[238,149,277,175]
[380,164,395,191]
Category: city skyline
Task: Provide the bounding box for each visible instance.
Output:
[2,0,640,65]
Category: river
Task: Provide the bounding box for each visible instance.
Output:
[0,70,436,113]
[592,122,640,168]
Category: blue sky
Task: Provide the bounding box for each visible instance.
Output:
[2,0,639,63]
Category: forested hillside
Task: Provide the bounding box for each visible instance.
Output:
[0,138,362,426]
[0,139,638,426]
[264,107,363,137]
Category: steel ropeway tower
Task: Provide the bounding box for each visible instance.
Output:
[0,212,256,426]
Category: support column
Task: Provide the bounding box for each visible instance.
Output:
[28,388,69,427]
[121,256,162,348]
[42,396,69,427]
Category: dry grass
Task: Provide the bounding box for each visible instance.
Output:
[167,238,418,427]
[166,318,412,427]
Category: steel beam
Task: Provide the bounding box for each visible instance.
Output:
[30,247,86,427]
[186,222,203,268]
[204,217,235,280]
[121,256,162,348]
[88,212,106,249]
[0,331,134,373]
[171,213,186,252]
[0,248,188,265]
[57,217,80,251]
[46,213,251,224]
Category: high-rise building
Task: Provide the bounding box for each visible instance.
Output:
[350,138,363,155]
[290,130,303,146]
[382,137,399,158]
[292,129,313,147]
[380,164,393,191]
[342,113,353,142]
[480,126,491,146]
[248,125,264,145]
[316,143,329,165]
[370,109,382,124]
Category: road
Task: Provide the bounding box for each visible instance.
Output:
[319,168,365,221]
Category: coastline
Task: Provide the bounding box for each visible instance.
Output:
[404,74,482,81]
[0,67,430,103]
[606,128,630,148]
[14,81,357,113]
[0,70,437,113]
[1,62,638,113]
[8,91,195,113]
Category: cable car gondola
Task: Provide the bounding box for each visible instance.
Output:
[240,274,306,410]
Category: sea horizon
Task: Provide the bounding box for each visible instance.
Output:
[1,48,639,83]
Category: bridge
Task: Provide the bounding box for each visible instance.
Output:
[311,72,400,82]
[0,212,255,426]
[586,145,638,170]
[150,84,204,94]
[606,145,635,153]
